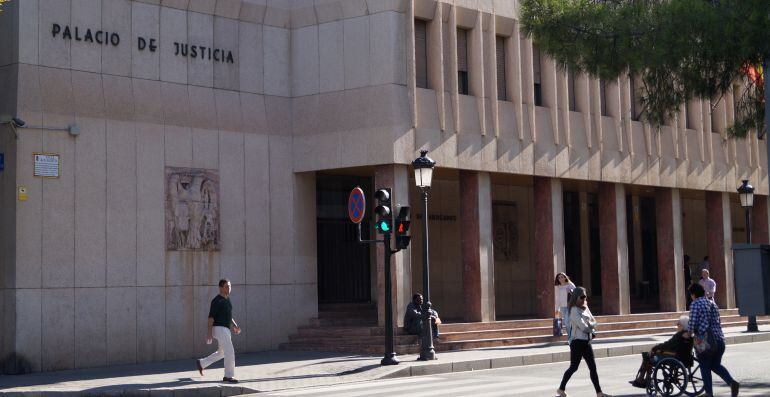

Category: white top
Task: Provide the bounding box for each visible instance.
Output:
[555,282,576,311]
[568,305,597,341]
[699,277,716,298]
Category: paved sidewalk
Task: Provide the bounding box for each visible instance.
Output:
[1,325,768,396]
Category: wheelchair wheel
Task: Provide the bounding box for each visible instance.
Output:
[652,358,688,397]
[684,362,705,397]
[646,381,657,396]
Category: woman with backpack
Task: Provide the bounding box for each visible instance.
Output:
[556,286,610,397]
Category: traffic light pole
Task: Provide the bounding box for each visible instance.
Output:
[381,230,399,365]
[356,223,399,365]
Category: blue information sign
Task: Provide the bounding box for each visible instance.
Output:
[0,153,4,171]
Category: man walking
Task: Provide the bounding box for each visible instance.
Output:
[197,279,241,383]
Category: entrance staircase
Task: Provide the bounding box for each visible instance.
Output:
[280,306,770,355]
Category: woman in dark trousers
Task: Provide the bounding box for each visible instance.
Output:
[688,283,740,397]
[556,287,610,397]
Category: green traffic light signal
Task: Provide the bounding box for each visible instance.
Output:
[376,219,391,232]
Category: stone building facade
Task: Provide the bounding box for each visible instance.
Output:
[0,0,767,373]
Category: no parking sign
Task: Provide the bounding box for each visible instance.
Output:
[348,187,366,224]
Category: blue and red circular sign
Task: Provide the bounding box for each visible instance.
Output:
[348,187,366,224]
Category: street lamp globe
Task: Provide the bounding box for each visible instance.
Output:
[412,150,436,189]
[738,180,755,208]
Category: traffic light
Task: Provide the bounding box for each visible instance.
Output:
[374,188,392,233]
[395,206,411,250]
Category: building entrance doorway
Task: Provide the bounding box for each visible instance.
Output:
[628,196,659,312]
[316,174,372,304]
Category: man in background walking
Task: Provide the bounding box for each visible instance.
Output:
[197,279,241,383]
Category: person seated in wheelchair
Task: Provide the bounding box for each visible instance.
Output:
[630,315,694,388]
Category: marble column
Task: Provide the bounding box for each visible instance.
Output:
[655,188,685,312]
[751,195,769,244]
[534,176,565,319]
[460,171,495,322]
[705,191,735,308]
[374,165,413,326]
[598,182,630,315]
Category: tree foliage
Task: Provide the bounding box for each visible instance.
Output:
[520,0,770,138]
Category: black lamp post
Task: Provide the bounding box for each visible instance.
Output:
[737,179,759,332]
[413,150,437,361]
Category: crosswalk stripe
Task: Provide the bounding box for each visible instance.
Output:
[404,379,554,397]
[270,377,484,396]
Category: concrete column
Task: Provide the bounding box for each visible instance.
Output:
[706,191,735,309]
[534,177,565,318]
[578,191,592,292]
[751,195,769,244]
[460,171,495,322]
[598,182,630,315]
[655,188,685,312]
[375,165,413,326]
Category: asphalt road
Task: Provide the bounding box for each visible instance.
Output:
[259,341,770,397]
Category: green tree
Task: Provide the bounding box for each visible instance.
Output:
[520,0,770,138]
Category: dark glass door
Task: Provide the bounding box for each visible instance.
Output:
[316,175,372,304]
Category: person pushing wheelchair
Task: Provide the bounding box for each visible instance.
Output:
[629,315,694,388]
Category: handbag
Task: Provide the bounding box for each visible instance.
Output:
[694,329,716,356]
[553,317,563,336]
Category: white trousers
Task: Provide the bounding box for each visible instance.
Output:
[200,326,235,378]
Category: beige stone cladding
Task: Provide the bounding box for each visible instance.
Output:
[0,0,325,372]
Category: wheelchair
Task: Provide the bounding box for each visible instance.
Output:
[646,355,704,397]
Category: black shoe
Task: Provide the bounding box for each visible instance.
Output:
[223,377,239,384]
[731,381,740,397]
[196,359,203,376]
[629,380,646,388]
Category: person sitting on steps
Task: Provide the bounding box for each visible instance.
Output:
[403,293,440,340]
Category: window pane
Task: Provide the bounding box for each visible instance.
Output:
[496,36,507,101]
[457,28,468,95]
[415,20,428,89]
[568,69,576,111]
[532,44,541,105]
[630,75,643,121]
[600,80,608,116]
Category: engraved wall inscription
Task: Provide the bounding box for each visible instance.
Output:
[165,167,220,251]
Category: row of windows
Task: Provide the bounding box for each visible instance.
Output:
[415,19,741,134]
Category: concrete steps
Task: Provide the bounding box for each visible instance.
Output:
[280,308,769,355]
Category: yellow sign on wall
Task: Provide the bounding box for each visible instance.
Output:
[17,186,28,201]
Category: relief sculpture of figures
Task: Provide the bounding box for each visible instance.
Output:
[166,167,220,251]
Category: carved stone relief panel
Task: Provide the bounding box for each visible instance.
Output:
[165,167,220,251]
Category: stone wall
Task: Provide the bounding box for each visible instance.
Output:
[0,0,323,373]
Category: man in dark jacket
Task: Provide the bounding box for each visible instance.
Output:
[404,293,440,339]
[630,315,694,388]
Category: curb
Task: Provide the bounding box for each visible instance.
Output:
[377,332,770,379]
[1,385,256,397]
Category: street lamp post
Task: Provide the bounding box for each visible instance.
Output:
[413,150,437,361]
[737,179,759,332]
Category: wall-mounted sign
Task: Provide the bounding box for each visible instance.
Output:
[51,23,235,64]
[33,153,59,178]
[18,186,28,201]
[0,153,4,171]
